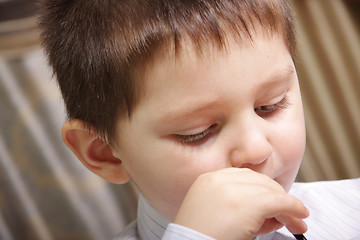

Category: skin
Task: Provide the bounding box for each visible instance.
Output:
[111,33,308,239]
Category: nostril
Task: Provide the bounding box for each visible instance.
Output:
[240,159,268,173]
[260,153,271,164]
[242,155,269,167]
[230,148,271,168]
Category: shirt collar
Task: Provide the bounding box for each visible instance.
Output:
[136,194,293,240]
[137,194,171,240]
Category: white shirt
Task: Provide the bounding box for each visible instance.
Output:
[113,178,360,240]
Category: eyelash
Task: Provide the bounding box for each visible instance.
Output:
[174,97,289,145]
[254,96,290,116]
[175,124,218,145]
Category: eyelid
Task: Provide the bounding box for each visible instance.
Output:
[176,125,212,136]
[174,124,218,145]
[254,95,290,116]
[256,88,288,106]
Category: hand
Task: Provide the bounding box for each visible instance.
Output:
[173,168,309,240]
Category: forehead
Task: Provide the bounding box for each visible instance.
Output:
[146,30,288,79]
[124,0,294,121]
[130,9,293,97]
[135,32,293,113]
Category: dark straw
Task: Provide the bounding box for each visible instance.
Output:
[293,234,307,240]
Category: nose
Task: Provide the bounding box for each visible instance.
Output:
[229,117,272,168]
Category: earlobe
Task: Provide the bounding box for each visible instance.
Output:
[62,119,130,184]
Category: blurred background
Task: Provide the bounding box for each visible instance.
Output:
[0,0,359,239]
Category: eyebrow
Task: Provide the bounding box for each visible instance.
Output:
[157,65,296,123]
[157,99,222,124]
[260,66,295,90]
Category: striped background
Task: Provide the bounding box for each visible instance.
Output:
[0,0,359,239]
[291,0,360,181]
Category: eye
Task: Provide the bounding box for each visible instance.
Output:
[254,96,289,117]
[174,124,218,145]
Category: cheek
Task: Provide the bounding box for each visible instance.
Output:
[134,144,224,211]
[278,122,306,191]
[161,146,226,185]
[282,95,306,162]
[161,147,225,185]
[281,120,306,159]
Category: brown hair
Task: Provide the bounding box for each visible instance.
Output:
[38,0,295,145]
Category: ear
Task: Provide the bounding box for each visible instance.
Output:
[61,119,130,184]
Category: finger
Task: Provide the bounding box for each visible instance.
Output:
[276,215,308,234]
[258,193,309,234]
[261,193,309,217]
[256,218,284,235]
[255,196,308,235]
[220,168,286,193]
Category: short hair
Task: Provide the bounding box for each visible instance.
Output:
[39,0,295,145]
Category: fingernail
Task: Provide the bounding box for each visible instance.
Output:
[301,220,308,232]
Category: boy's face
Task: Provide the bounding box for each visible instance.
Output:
[113,33,306,220]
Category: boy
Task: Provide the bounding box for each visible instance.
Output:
[39,0,360,239]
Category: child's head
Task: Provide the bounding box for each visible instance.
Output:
[39,0,295,144]
[40,0,305,220]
